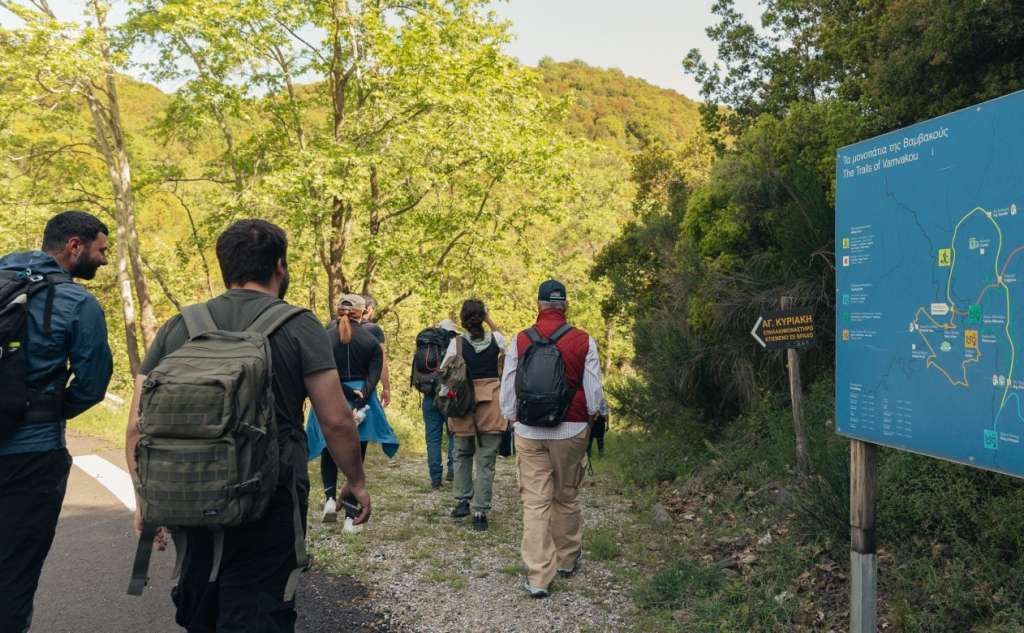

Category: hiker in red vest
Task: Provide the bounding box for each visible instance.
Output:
[499,279,608,598]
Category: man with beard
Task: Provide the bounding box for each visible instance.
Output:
[126,219,370,631]
[0,210,113,631]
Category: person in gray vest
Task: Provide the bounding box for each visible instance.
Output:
[0,211,113,632]
[125,219,370,632]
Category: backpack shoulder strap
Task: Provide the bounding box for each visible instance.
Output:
[549,323,573,343]
[40,273,73,335]
[182,304,218,339]
[441,336,462,370]
[525,327,543,344]
[127,523,159,595]
[247,302,305,337]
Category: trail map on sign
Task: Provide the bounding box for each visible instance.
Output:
[836,90,1024,477]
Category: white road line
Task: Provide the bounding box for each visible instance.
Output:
[72,454,137,512]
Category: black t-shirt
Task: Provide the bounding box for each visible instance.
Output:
[326,321,383,396]
[140,289,338,436]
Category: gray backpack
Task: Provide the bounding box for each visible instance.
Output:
[434,336,475,418]
[127,301,306,596]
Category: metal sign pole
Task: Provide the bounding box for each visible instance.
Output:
[850,439,878,633]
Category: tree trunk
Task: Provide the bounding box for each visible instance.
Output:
[85,0,158,348]
[103,73,158,347]
[115,221,142,376]
[362,165,381,292]
[327,197,353,311]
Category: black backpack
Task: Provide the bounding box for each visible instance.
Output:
[0,269,72,439]
[411,327,452,395]
[514,324,574,427]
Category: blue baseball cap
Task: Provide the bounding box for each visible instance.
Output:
[538,279,567,302]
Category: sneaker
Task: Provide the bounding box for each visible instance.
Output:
[472,512,488,531]
[523,581,549,599]
[342,517,363,534]
[557,551,583,578]
[322,498,338,523]
[450,499,471,518]
[431,480,442,490]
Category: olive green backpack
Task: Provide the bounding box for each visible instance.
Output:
[127,302,307,597]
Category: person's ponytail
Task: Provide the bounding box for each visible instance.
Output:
[338,313,352,344]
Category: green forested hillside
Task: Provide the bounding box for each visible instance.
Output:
[536,58,701,151]
[0,35,704,395]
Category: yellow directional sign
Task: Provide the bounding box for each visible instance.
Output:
[751,307,816,350]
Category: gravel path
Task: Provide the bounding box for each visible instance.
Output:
[306,449,634,633]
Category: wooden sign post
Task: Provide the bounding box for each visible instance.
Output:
[850,439,878,633]
[780,296,809,474]
[752,300,815,474]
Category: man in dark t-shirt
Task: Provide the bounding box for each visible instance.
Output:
[362,320,386,344]
[141,289,334,436]
[125,220,370,632]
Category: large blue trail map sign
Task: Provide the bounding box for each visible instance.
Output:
[836,90,1024,478]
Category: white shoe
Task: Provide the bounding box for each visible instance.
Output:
[322,498,338,523]
[343,517,363,533]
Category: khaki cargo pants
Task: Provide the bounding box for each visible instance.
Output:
[516,428,589,590]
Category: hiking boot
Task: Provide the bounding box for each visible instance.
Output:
[431,480,442,490]
[472,512,488,531]
[523,581,549,599]
[450,499,470,518]
[446,470,454,482]
[322,498,338,523]
[557,551,583,578]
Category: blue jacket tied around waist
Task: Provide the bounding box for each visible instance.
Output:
[306,379,399,461]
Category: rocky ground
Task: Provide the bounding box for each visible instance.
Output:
[306,448,635,633]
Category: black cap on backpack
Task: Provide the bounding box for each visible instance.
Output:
[538,279,567,302]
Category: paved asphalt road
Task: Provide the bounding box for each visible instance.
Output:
[31,432,395,633]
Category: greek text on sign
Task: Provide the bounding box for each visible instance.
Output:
[750,307,816,349]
